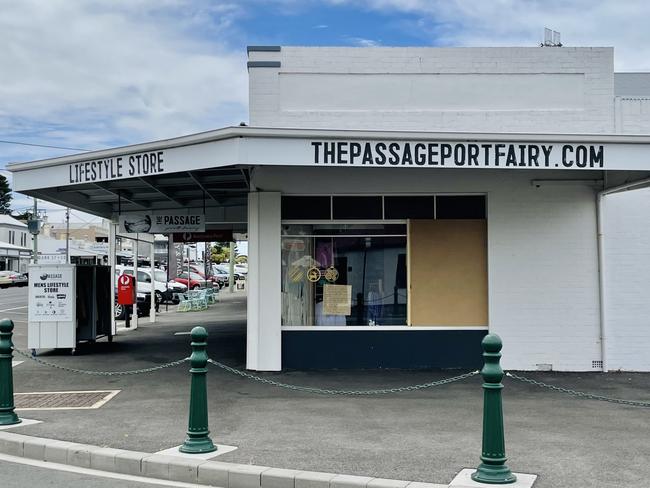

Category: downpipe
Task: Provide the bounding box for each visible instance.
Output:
[596,190,607,373]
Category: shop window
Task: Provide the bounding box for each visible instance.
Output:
[435,195,486,219]
[282,196,331,220]
[332,196,383,220]
[384,196,435,219]
[281,224,407,326]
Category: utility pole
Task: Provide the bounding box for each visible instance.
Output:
[32,198,38,264]
[65,207,70,264]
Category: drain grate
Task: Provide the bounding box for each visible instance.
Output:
[14,390,120,410]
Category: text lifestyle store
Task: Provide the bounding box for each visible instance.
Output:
[9,126,650,372]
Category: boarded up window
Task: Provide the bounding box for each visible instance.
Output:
[408,220,487,326]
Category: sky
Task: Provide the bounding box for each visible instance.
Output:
[2,0,650,222]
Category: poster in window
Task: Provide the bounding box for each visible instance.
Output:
[323,284,352,316]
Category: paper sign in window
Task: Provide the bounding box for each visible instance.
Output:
[323,284,352,316]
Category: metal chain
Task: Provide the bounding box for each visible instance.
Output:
[208,359,479,395]
[506,372,650,408]
[13,348,189,376]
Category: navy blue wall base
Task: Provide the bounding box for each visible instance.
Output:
[282,329,488,369]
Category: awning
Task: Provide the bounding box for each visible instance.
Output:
[8,126,650,219]
[0,241,32,258]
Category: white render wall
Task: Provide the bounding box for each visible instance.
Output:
[253,167,602,371]
[247,192,282,371]
[601,189,650,371]
[0,224,30,248]
[249,46,615,134]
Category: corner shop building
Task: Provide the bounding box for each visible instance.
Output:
[10,46,650,372]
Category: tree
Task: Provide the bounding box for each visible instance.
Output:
[12,210,33,222]
[0,175,12,214]
[210,242,231,263]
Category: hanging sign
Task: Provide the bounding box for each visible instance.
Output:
[172,230,233,243]
[119,212,205,234]
[28,266,74,322]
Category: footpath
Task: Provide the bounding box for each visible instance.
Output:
[1,292,649,487]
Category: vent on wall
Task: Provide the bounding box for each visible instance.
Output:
[592,360,603,369]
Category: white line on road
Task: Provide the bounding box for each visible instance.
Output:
[0,452,210,487]
[0,306,27,313]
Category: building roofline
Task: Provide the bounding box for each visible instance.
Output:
[9,125,650,173]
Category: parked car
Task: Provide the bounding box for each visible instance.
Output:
[186,264,225,288]
[212,264,241,284]
[114,291,151,320]
[0,271,28,288]
[116,266,187,304]
[173,271,209,290]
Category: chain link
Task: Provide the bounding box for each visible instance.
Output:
[14,346,649,406]
[13,348,189,376]
[207,359,479,395]
[506,372,650,408]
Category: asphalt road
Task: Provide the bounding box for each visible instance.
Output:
[0,285,29,345]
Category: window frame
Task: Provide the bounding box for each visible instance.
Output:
[280,192,489,331]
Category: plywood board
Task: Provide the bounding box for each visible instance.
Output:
[408,220,487,326]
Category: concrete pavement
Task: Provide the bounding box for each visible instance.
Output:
[2,288,650,487]
[0,453,201,488]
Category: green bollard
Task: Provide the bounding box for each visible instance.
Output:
[0,319,21,426]
[179,326,216,454]
[471,333,516,484]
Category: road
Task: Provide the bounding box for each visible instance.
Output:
[0,285,29,348]
[0,454,207,487]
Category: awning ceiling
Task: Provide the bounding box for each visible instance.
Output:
[9,126,650,220]
[23,167,250,220]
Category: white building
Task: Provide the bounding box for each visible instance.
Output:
[8,45,650,372]
[0,214,32,272]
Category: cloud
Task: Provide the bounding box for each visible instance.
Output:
[1,0,251,222]
[344,36,382,47]
[0,0,249,158]
[335,0,650,70]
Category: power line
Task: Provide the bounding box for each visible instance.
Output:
[0,139,90,152]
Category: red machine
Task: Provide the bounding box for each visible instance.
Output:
[117,274,136,305]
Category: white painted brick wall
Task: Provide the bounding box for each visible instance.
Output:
[249,47,614,134]
[253,167,601,371]
[247,45,650,371]
[601,189,650,371]
[618,97,650,133]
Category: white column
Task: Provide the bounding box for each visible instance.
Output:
[150,241,156,323]
[246,192,282,371]
[109,223,116,336]
[132,237,139,330]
